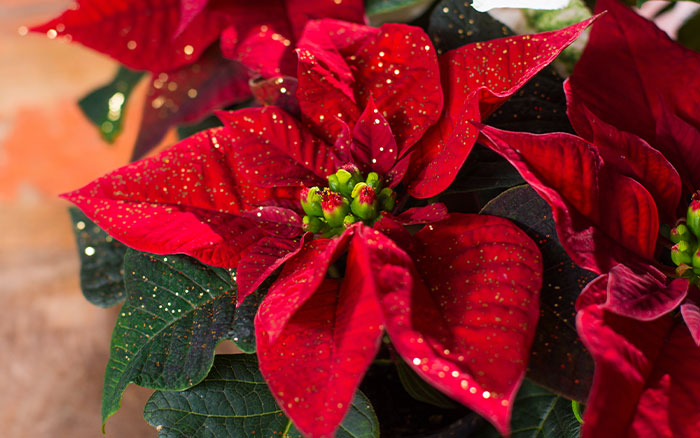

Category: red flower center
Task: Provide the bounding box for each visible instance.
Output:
[300,168,396,237]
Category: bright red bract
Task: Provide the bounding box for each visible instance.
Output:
[60,17,600,436]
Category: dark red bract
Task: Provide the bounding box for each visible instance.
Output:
[476,1,700,436]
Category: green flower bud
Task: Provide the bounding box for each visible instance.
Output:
[366,172,382,191]
[351,182,364,199]
[322,226,345,239]
[670,224,693,244]
[328,167,362,197]
[378,187,396,212]
[693,246,700,274]
[672,240,693,266]
[351,183,377,220]
[337,168,362,198]
[328,174,341,193]
[302,215,324,234]
[688,196,700,238]
[300,187,323,217]
[321,190,350,228]
[343,214,357,226]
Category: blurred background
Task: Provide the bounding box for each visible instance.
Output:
[0,1,167,436]
[0,1,696,438]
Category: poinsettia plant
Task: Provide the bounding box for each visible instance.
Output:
[35,0,700,436]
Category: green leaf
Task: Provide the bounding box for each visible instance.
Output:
[484,66,573,135]
[395,359,459,410]
[78,66,144,143]
[481,186,595,402]
[428,0,513,54]
[68,207,127,307]
[445,145,525,194]
[365,0,429,16]
[475,380,581,438]
[144,354,380,438]
[102,250,238,427]
[679,8,700,52]
[225,274,268,354]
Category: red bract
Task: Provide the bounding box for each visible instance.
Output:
[478,126,689,318]
[576,279,700,438]
[478,0,700,323]
[31,0,366,159]
[567,0,700,196]
[62,19,598,436]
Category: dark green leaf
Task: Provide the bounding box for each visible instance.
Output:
[395,359,459,410]
[419,414,485,438]
[78,66,144,143]
[445,145,525,194]
[144,354,380,438]
[68,207,127,307]
[366,0,429,16]
[475,380,581,438]
[484,66,573,135]
[102,250,238,426]
[481,186,595,402]
[225,273,269,354]
[428,0,513,54]
[679,8,700,52]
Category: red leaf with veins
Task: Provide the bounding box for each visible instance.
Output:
[479,125,659,275]
[681,288,700,346]
[394,204,448,225]
[569,0,700,191]
[229,24,297,77]
[565,85,681,221]
[61,127,300,268]
[255,228,355,344]
[236,234,310,305]
[218,107,339,187]
[237,206,302,239]
[249,76,300,116]
[176,0,208,36]
[133,47,251,160]
[296,47,363,144]
[602,263,688,321]
[284,0,366,42]
[353,217,541,435]
[30,0,230,72]
[577,286,700,438]
[655,106,700,194]
[257,249,382,437]
[352,97,398,177]
[407,16,598,199]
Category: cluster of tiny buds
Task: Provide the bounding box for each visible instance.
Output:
[670,191,700,282]
[301,165,396,237]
